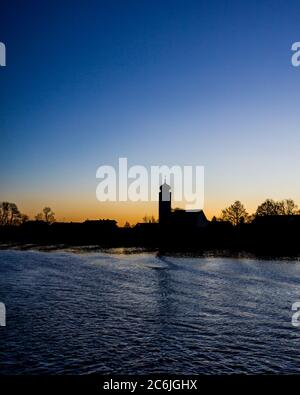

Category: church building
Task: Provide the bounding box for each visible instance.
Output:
[159,182,208,228]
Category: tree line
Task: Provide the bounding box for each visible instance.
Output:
[1,198,299,227]
[0,203,55,226]
[215,198,299,226]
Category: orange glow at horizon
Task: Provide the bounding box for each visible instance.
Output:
[13,197,279,227]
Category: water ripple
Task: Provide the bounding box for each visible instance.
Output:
[1,250,300,374]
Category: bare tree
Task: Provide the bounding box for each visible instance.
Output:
[0,202,25,226]
[43,207,55,224]
[255,199,298,216]
[255,199,282,216]
[20,214,29,224]
[35,207,56,224]
[221,201,249,226]
[279,199,298,215]
[8,203,21,225]
[0,202,10,225]
[142,215,157,223]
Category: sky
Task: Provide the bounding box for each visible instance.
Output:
[1,0,300,225]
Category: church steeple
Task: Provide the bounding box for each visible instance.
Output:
[159,182,171,225]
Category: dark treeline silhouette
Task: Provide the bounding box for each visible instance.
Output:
[0,202,29,226]
[1,198,300,256]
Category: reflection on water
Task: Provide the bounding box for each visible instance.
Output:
[0,249,300,374]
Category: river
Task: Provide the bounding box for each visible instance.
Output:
[0,249,300,374]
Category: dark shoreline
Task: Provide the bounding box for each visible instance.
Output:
[1,242,300,261]
[1,216,300,259]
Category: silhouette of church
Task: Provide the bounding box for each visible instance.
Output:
[159,181,208,228]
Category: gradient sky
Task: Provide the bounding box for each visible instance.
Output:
[1,0,300,224]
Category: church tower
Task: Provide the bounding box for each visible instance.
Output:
[159,182,171,225]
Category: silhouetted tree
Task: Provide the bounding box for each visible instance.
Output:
[35,213,43,221]
[20,214,29,224]
[35,207,56,224]
[43,207,55,224]
[247,214,256,223]
[142,215,157,223]
[0,202,10,225]
[124,221,131,228]
[255,199,298,216]
[279,199,298,215]
[221,201,249,226]
[8,203,21,225]
[255,199,283,216]
[0,202,24,226]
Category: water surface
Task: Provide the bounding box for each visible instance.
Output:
[0,249,300,374]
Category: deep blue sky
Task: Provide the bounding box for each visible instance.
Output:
[1,0,300,222]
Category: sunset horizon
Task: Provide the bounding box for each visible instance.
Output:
[5,190,300,226]
[2,1,300,226]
